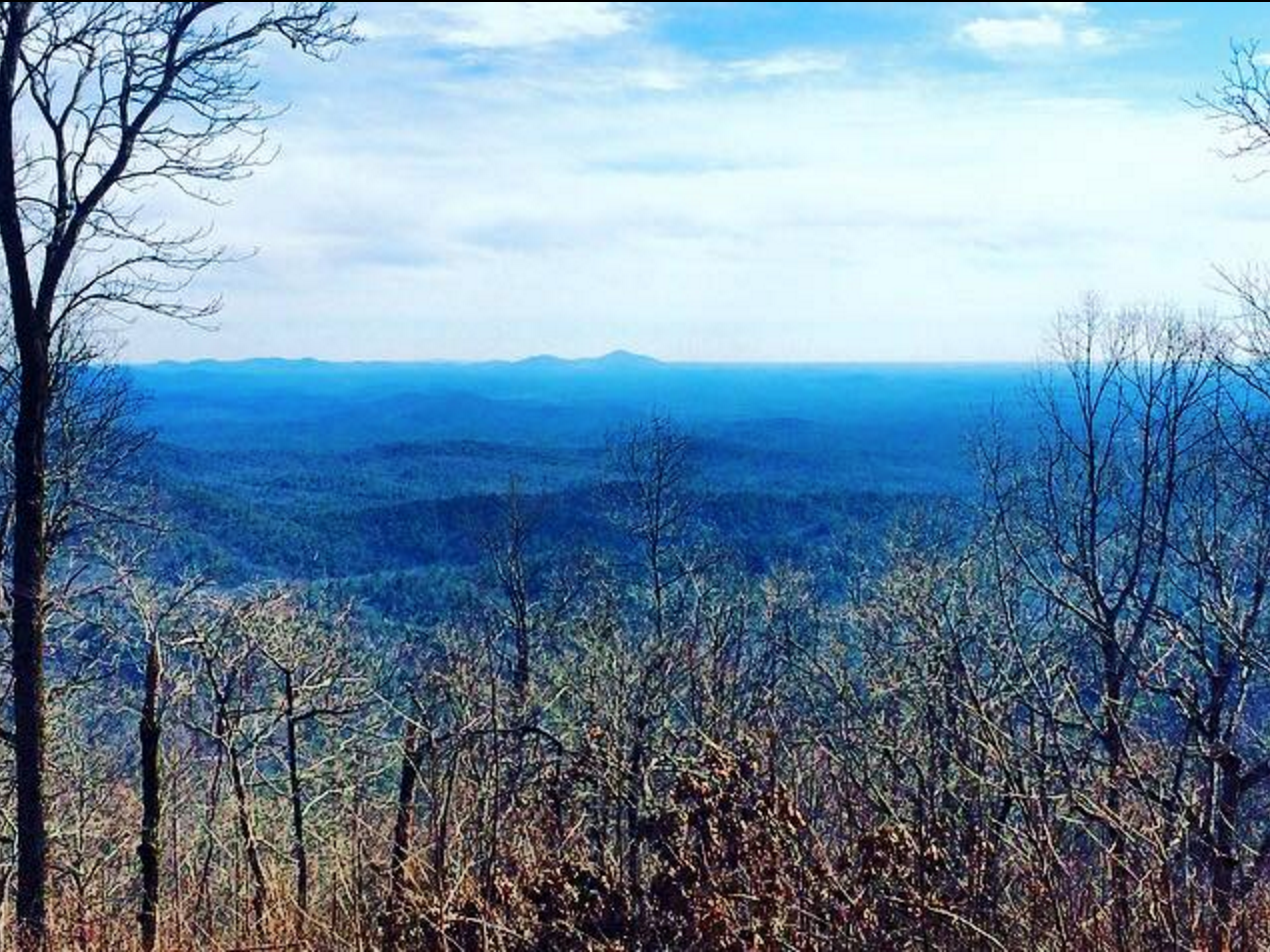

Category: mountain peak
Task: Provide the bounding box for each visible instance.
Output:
[595,349,659,367]
[514,350,661,369]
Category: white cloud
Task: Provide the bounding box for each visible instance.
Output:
[956,4,1114,57]
[359,2,638,49]
[139,45,1267,365]
[728,51,849,81]
[123,4,1240,364]
[957,16,1066,52]
[473,47,851,98]
[1013,2,1088,13]
[1075,27,1110,48]
[624,66,691,92]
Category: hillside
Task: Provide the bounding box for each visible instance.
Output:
[130,358,1025,614]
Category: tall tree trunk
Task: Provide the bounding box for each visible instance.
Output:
[222,707,267,937]
[11,336,49,952]
[283,670,309,921]
[383,720,420,952]
[193,740,224,929]
[0,6,47,946]
[139,640,164,952]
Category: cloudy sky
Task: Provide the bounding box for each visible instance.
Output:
[129,2,1270,362]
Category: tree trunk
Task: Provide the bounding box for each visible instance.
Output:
[283,670,309,920]
[626,716,646,923]
[139,640,164,952]
[223,713,267,936]
[0,7,47,940]
[12,333,49,952]
[1211,751,1241,952]
[513,618,530,716]
[1101,641,1131,952]
[383,720,420,952]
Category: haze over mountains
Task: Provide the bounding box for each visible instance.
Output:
[127,355,1033,618]
[130,351,1033,463]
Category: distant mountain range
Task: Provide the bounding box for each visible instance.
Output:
[513,349,664,369]
[137,350,666,371]
[128,358,1035,612]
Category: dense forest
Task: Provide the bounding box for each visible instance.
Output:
[3,3,1270,952]
[131,357,1010,619]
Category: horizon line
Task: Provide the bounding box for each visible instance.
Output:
[120,351,1046,369]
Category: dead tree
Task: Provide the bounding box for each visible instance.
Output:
[1156,336,1270,950]
[483,477,541,718]
[610,416,696,641]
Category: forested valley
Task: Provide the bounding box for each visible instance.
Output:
[4,3,1270,952]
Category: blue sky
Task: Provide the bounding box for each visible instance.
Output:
[129,2,1270,362]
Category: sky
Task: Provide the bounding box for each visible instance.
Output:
[124,2,1270,363]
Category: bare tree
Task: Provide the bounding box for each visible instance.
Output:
[1194,41,1270,167]
[381,706,421,952]
[609,416,697,641]
[986,299,1216,949]
[0,3,352,942]
[1154,391,1270,951]
[606,416,697,921]
[483,477,543,718]
[94,558,205,952]
[193,600,272,939]
[255,594,367,935]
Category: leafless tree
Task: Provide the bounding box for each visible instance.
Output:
[255,593,368,936]
[608,415,697,641]
[985,298,1216,948]
[481,477,547,720]
[1194,41,1270,167]
[381,700,421,952]
[606,416,698,916]
[0,3,353,942]
[89,555,205,952]
[1153,392,1270,950]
